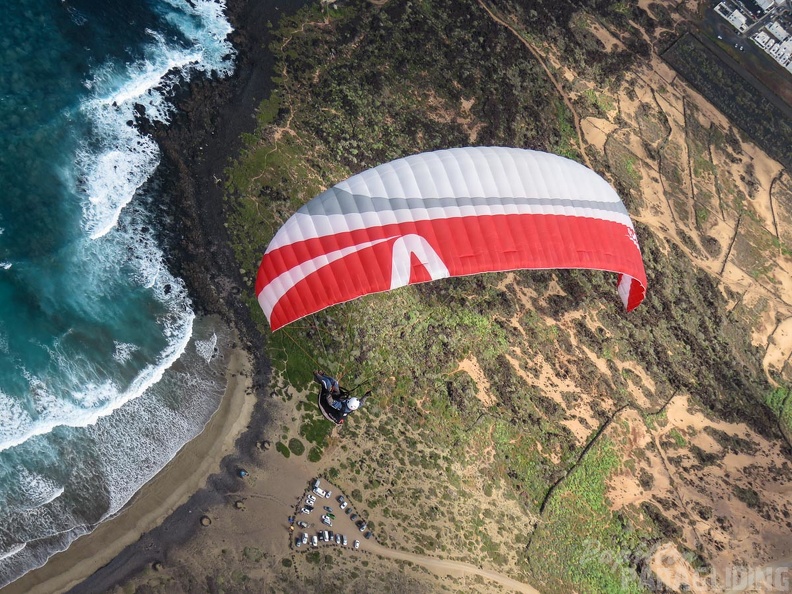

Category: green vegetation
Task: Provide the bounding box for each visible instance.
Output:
[221,0,789,590]
[668,428,686,448]
[584,88,615,114]
[531,438,647,592]
[553,99,580,160]
[733,485,761,509]
[275,441,290,458]
[288,437,305,456]
[764,386,792,434]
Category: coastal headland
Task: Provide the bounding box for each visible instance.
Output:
[6,0,792,592]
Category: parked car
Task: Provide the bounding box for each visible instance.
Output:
[311,535,318,547]
[324,490,332,499]
[342,535,348,546]
[299,507,312,515]
[295,536,302,547]
[297,521,308,528]
[364,531,372,539]
[323,506,333,513]
[313,486,327,498]
[337,495,345,504]
[345,507,352,515]
[357,520,367,532]
[349,513,357,521]
[302,533,309,545]
[321,515,333,527]
[322,530,329,542]
[354,539,360,549]
[340,500,348,510]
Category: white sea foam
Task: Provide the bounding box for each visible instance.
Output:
[94,322,229,513]
[113,341,139,363]
[79,1,235,240]
[0,543,25,562]
[0,220,197,452]
[0,392,33,442]
[0,310,193,453]
[194,333,218,363]
[23,372,63,417]
[160,0,236,77]
[11,469,64,512]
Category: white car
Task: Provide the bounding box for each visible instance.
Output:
[302,533,309,545]
[353,539,360,550]
[313,487,327,498]
[311,535,318,548]
[299,507,312,515]
[321,515,333,527]
[339,500,348,510]
[342,535,348,546]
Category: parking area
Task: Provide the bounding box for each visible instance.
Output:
[289,477,374,553]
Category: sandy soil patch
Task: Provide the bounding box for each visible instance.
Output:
[581,116,617,152]
[456,356,496,407]
[649,542,716,593]
[623,395,792,578]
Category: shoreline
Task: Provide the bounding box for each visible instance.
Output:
[1,0,309,590]
[2,346,255,594]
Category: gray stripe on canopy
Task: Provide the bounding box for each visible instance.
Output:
[303,187,629,218]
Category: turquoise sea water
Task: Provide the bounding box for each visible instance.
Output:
[0,0,237,585]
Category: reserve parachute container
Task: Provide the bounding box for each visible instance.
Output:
[256,147,647,331]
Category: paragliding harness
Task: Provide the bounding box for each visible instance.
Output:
[315,371,370,425]
[318,385,354,425]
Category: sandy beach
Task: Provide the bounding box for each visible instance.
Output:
[2,347,255,594]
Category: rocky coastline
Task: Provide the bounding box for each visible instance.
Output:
[64,0,309,591]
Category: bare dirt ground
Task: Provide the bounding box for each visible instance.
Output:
[109,382,540,594]
[522,3,792,589]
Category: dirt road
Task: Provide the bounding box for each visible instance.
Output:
[364,540,541,594]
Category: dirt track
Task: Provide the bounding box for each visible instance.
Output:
[365,540,541,594]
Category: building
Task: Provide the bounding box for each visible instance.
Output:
[716,1,750,32]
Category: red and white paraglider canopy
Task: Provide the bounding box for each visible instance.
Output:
[256,147,647,331]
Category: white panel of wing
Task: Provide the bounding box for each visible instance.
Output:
[266,148,629,253]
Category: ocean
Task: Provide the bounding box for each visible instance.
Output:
[0,0,238,585]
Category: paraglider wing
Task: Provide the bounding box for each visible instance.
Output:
[256,147,647,331]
